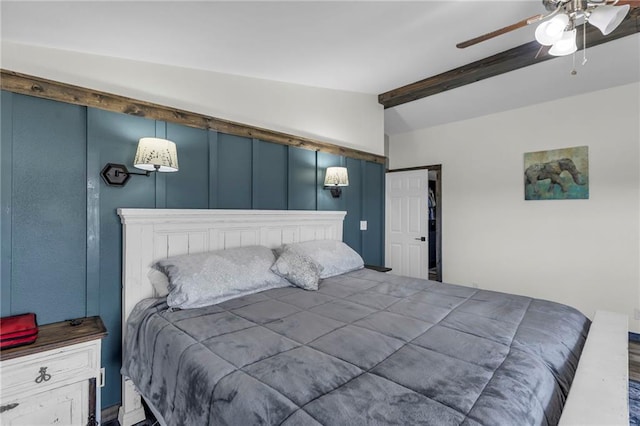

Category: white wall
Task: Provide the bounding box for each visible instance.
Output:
[1,41,384,156]
[389,83,640,332]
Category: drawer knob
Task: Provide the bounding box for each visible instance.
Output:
[34,366,52,384]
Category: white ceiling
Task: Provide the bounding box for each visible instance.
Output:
[2,1,639,135]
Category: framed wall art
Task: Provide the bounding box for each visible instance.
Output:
[524,146,589,200]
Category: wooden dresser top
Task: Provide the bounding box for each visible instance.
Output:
[0,316,107,361]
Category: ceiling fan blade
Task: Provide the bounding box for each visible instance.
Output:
[456,14,545,48]
[611,1,640,6]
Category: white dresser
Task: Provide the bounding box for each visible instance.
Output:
[0,316,107,426]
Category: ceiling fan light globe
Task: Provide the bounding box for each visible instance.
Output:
[588,4,630,35]
[549,29,577,56]
[535,14,569,45]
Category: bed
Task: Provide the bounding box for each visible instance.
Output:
[116,209,628,426]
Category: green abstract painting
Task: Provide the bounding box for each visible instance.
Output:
[524,146,589,200]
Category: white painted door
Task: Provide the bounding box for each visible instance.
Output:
[385,170,429,278]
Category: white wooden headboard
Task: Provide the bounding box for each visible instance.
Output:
[116,208,346,425]
[117,208,346,325]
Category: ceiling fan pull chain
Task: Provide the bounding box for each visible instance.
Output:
[534,45,545,59]
[571,52,577,75]
[582,20,588,65]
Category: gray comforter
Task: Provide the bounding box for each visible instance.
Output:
[122,269,590,426]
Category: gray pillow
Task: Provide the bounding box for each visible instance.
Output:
[155,246,289,309]
[271,248,323,290]
[281,240,364,279]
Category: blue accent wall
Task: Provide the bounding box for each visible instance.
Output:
[344,157,364,254]
[253,140,288,210]
[165,123,209,209]
[288,146,317,210]
[362,161,385,266]
[5,94,87,324]
[217,133,252,209]
[0,91,385,409]
[1,91,14,316]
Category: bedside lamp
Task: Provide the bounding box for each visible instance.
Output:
[324,167,349,198]
[100,137,179,187]
[133,137,179,172]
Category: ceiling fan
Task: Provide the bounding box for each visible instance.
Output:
[457,0,633,56]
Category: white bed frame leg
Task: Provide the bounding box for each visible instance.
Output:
[118,379,146,426]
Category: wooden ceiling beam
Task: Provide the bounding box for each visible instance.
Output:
[378,7,640,109]
[1,70,386,164]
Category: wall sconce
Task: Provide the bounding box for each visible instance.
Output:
[101,137,179,187]
[324,166,349,198]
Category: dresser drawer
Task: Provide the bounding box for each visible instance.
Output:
[1,340,100,399]
[1,380,90,426]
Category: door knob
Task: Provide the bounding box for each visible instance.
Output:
[414,237,426,241]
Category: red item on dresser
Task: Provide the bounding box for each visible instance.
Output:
[0,313,38,349]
